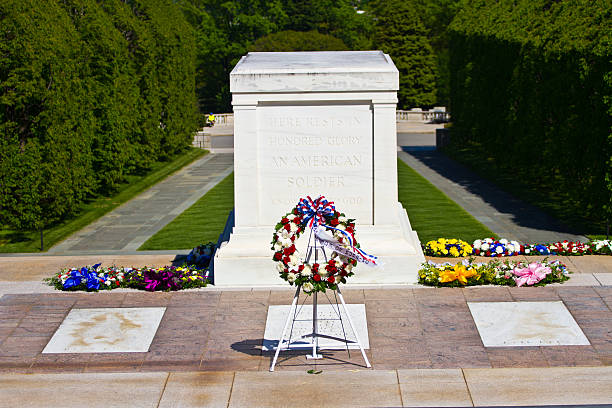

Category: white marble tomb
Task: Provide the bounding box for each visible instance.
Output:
[214,51,425,286]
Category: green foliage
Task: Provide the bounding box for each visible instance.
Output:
[177,0,373,112]
[0,0,199,242]
[447,0,612,235]
[249,30,348,52]
[373,0,438,108]
[0,148,206,253]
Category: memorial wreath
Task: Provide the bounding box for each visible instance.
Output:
[271,195,377,294]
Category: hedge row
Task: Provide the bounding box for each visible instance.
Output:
[447,0,611,232]
[0,0,199,232]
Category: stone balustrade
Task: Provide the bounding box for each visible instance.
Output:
[204,109,449,128]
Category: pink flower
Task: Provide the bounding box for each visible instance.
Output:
[513,263,551,286]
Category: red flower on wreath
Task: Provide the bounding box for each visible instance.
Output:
[327,276,335,283]
[273,252,282,261]
[313,274,321,282]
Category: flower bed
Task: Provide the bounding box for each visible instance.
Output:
[46,264,209,292]
[424,237,612,257]
[423,238,473,257]
[418,258,570,287]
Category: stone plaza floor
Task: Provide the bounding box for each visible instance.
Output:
[0,255,611,406]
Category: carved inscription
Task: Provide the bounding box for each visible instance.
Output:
[258,105,373,224]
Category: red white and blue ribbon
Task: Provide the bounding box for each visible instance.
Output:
[314,226,379,267]
[296,195,336,228]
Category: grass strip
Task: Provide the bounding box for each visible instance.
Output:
[0,148,207,253]
[397,158,495,243]
[139,172,234,250]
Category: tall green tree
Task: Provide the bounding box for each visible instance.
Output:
[373,0,438,108]
[249,30,348,51]
[0,0,95,247]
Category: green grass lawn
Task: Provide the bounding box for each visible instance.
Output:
[141,159,494,250]
[138,172,234,250]
[397,158,495,243]
[0,148,207,253]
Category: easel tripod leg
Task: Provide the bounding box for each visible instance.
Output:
[336,287,371,368]
[270,285,301,372]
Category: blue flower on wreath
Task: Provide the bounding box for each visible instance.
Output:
[534,244,550,255]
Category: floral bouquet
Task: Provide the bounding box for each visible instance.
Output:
[418,259,488,286]
[547,240,593,256]
[47,264,208,292]
[589,240,612,255]
[423,238,473,257]
[488,259,570,286]
[49,264,130,291]
[523,244,551,255]
[472,238,523,257]
[125,266,208,292]
[418,258,570,287]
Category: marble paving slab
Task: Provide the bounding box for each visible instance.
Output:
[468,301,590,347]
[43,307,166,353]
[263,304,369,351]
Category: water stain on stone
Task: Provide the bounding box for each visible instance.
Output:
[68,312,141,348]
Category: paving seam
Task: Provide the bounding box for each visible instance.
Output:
[461,368,476,407]
[155,372,171,408]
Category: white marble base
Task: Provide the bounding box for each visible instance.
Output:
[43,307,166,353]
[214,203,424,287]
[468,302,590,347]
[263,304,369,351]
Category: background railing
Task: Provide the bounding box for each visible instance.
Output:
[204,108,449,128]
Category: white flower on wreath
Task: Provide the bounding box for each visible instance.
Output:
[301,265,312,277]
[484,238,494,244]
[276,262,285,272]
[338,216,347,223]
[303,282,314,293]
[288,255,299,267]
[274,242,282,251]
[346,264,353,272]
[335,275,342,284]
[287,214,296,221]
[318,269,328,277]
[290,223,298,232]
[287,273,297,283]
[281,229,290,239]
[481,243,490,251]
[499,238,508,245]
[495,246,504,254]
[335,224,345,231]
[473,239,482,250]
[279,237,292,248]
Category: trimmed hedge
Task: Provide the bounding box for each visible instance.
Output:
[447,0,611,234]
[0,0,199,234]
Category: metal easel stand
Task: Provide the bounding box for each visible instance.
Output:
[269,284,371,372]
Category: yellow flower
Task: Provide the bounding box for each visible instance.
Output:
[449,247,460,257]
[439,264,477,285]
